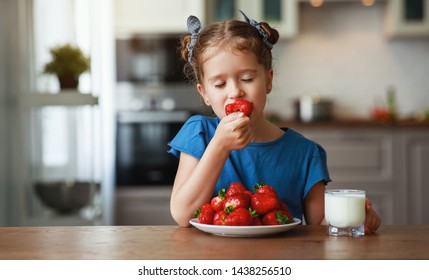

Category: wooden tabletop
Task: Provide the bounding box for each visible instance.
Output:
[0,225,428,260]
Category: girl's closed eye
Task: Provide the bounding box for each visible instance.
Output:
[214,81,226,88]
[241,77,254,83]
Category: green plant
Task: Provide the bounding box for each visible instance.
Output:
[43,44,90,77]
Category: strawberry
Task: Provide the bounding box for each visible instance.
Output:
[250,192,280,216]
[224,208,253,226]
[210,188,226,212]
[224,193,250,213]
[225,182,246,197]
[261,210,292,225]
[254,183,278,198]
[225,99,253,117]
[194,203,215,224]
[213,210,228,225]
[249,208,262,226]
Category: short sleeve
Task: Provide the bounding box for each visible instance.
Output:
[303,144,332,197]
[167,115,211,160]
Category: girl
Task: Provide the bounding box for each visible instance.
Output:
[168,12,381,233]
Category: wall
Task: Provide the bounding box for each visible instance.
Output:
[267,2,429,120]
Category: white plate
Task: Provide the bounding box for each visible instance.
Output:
[189,218,301,237]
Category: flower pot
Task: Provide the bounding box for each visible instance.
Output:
[58,74,79,89]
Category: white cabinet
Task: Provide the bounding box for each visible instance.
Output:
[386,0,429,37]
[206,0,298,38]
[114,0,205,34]
[395,129,429,224]
[297,125,429,225]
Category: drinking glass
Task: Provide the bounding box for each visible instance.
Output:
[325,189,366,237]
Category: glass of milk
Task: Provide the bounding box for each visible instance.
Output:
[325,189,366,237]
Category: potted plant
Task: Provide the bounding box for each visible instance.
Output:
[43,44,90,89]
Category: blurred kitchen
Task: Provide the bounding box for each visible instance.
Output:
[0,0,428,227]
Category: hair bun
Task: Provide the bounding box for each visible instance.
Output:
[260,22,279,46]
[180,35,192,63]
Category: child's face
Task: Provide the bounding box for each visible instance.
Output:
[197,49,273,121]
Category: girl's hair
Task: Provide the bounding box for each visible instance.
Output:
[180,19,279,84]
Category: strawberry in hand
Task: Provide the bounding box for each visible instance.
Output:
[225,99,253,117]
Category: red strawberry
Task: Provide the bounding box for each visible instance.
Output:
[210,188,226,212]
[194,203,215,224]
[224,208,253,226]
[261,210,292,225]
[249,208,262,225]
[254,183,278,198]
[279,202,294,221]
[250,192,280,216]
[225,99,253,117]
[225,182,246,197]
[213,210,228,225]
[252,216,263,226]
[224,193,250,213]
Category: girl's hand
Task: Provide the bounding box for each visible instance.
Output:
[364,198,381,234]
[214,112,252,151]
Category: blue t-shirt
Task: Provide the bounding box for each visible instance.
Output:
[168,115,331,219]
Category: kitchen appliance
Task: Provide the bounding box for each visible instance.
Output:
[115,110,190,187]
[294,95,334,122]
[116,35,186,85]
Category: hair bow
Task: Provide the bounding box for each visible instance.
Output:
[187,15,202,64]
[239,10,273,50]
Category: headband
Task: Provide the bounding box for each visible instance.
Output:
[186,11,273,63]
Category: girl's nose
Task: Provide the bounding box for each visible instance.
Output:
[228,82,244,99]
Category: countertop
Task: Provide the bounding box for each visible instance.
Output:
[1,225,428,260]
[275,118,429,129]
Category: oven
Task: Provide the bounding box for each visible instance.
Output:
[115,110,190,187]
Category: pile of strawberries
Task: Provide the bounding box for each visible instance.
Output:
[194,182,293,226]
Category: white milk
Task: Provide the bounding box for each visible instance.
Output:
[325,190,366,228]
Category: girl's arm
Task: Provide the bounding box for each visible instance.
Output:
[170,113,252,227]
[302,181,326,225]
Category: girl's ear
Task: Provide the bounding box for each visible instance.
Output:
[266,69,274,94]
[197,83,210,105]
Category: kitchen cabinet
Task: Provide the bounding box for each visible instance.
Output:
[395,129,429,224]
[206,0,298,38]
[114,0,205,35]
[115,187,176,225]
[386,0,429,37]
[114,0,298,38]
[297,125,429,225]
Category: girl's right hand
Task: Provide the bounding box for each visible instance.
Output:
[214,112,252,151]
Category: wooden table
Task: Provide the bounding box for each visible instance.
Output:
[0,225,428,260]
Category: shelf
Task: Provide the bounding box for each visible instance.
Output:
[19,91,99,107]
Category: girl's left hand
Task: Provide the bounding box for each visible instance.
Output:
[364,198,381,234]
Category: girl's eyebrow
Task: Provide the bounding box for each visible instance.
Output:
[207,69,258,82]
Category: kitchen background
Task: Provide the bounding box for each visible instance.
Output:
[1,0,428,227]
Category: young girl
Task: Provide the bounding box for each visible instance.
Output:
[168,12,381,233]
